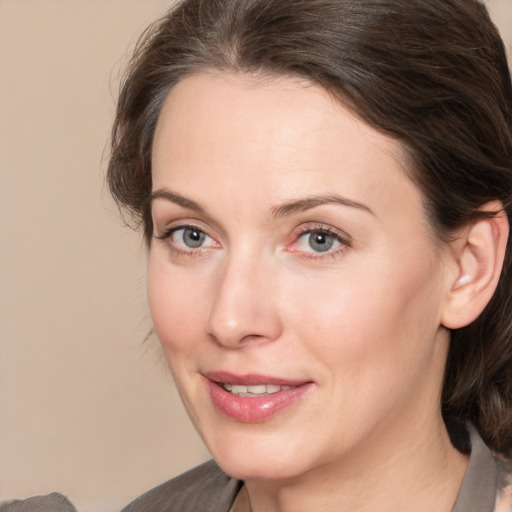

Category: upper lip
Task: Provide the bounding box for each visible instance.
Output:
[203,371,310,387]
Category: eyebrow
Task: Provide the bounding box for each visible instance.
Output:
[271,195,374,218]
[150,188,374,218]
[150,188,206,215]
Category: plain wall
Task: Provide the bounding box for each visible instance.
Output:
[0,2,208,512]
[0,1,511,511]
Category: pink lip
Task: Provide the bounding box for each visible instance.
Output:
[204,371,315,423]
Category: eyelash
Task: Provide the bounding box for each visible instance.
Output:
[154,222,351,260]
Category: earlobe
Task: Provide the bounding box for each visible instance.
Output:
[441,201,509,330]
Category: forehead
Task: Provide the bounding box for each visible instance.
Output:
[151,72,426,231]
[153,71,404,166]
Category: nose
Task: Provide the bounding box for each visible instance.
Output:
[206,254,283,348]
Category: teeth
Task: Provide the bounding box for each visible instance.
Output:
[222,383,296,396]
[247,385,266,394]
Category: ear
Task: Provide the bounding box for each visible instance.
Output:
[441,201,509,330]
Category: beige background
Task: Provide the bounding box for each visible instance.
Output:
[0,1,511,511]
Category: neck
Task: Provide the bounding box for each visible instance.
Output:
[242,414,468,512]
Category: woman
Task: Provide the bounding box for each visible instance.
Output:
[108,0,512,510]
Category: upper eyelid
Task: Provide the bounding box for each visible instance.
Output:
[154,220,213,239]
[153,210,230,241]
[294,223,351,242]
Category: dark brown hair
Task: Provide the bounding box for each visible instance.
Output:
[108,0,512,457]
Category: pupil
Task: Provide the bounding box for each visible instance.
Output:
[309,232,333,252]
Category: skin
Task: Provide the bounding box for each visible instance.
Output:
[147,72,470,512]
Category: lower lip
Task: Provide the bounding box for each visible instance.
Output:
[207,380,314,423]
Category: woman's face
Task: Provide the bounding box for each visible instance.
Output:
[148,72,453,481]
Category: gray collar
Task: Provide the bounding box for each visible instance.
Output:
[452,426,499,512]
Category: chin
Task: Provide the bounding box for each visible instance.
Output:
[216,454,303,482]
[202,427,317,481]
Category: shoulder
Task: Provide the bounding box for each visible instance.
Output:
[0,493,77,512]
[121,460,242,512]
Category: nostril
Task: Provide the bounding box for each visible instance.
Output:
[207,329,269,349]
[206,262,283,346]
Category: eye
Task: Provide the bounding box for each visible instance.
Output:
[168,226,217,250]
[289,224,351,259]
[297,231,340,253]
[155,224,218,254]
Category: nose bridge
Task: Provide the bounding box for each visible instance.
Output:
[206,247,281,347]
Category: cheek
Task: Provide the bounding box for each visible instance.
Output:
[282,254,443,376]
[146,255,209,355]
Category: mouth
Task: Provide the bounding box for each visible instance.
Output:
[204,372,314,422]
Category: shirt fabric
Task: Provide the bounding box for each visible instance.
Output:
[0,493,77,512]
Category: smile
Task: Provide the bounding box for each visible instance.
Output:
[204,372,315,422]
